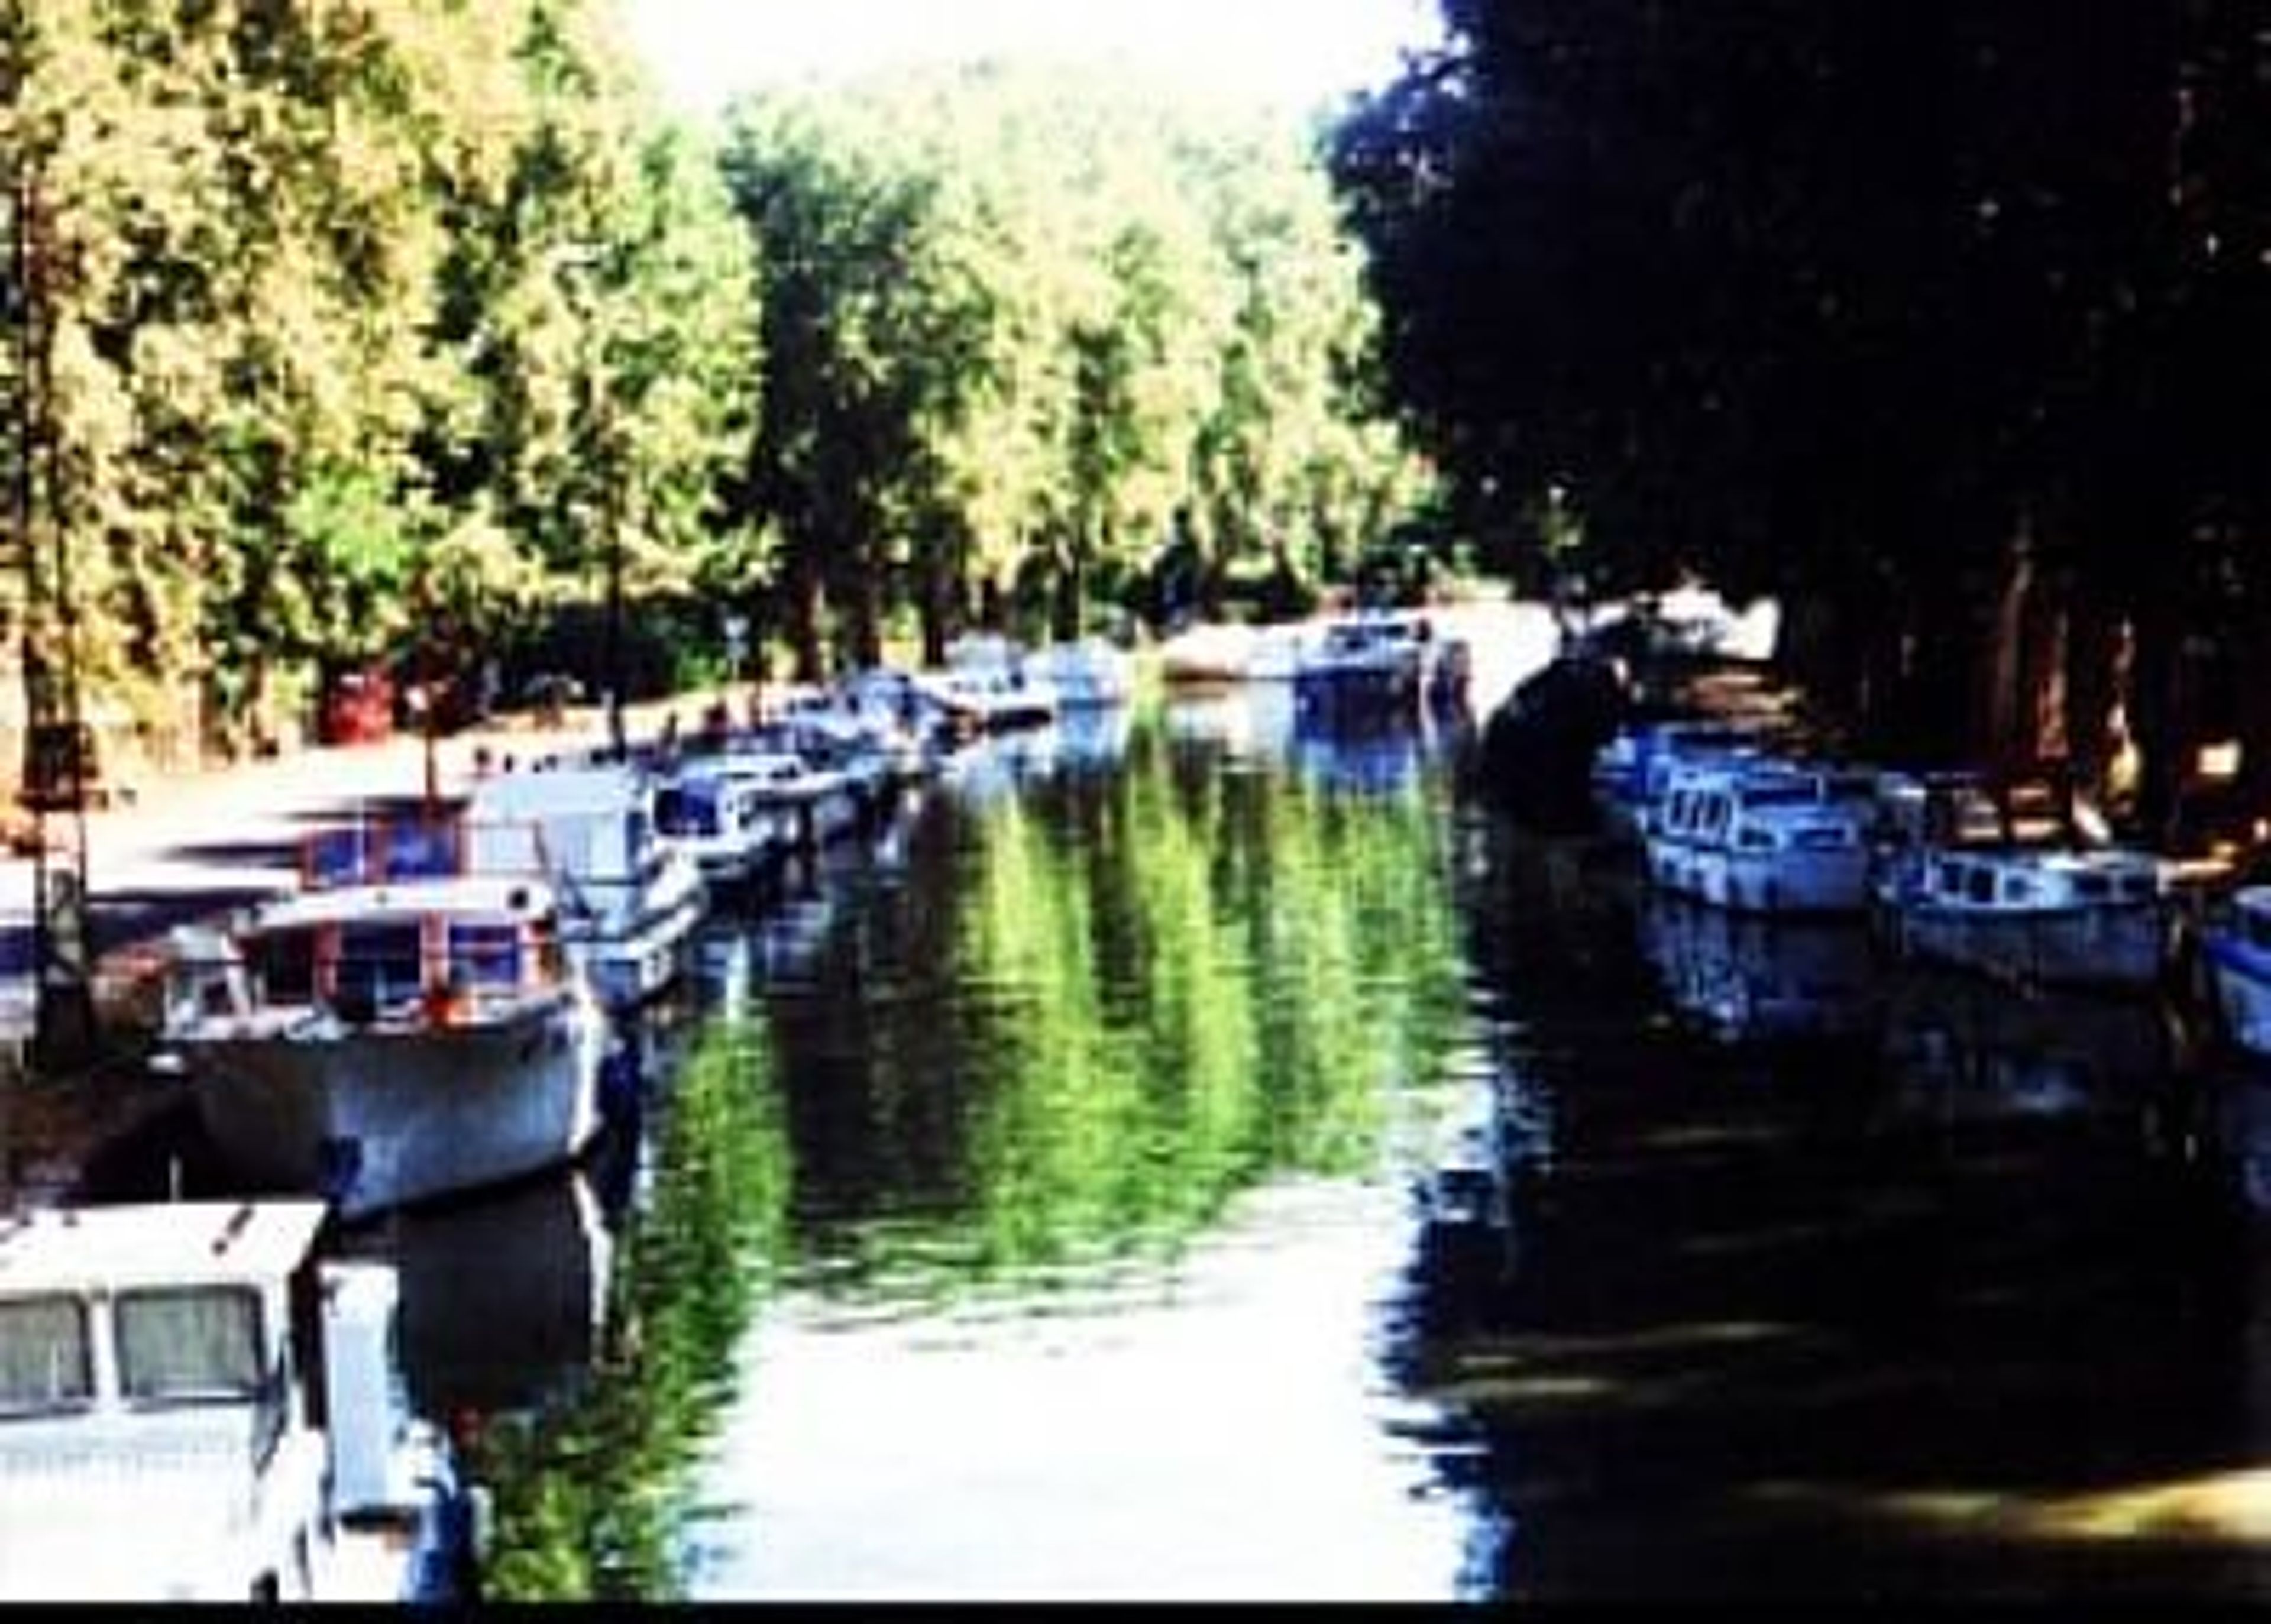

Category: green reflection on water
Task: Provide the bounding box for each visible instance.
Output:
[468,717,1477,1597]
[470,1019,794,1601]
[804,721,1475,1299]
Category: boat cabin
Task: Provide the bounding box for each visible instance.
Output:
[1917,846,2168,913]
[166,867,571,1037]
[0,1199,474,1602]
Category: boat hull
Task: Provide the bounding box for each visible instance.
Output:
[2207,933,2271,1056]
[565,868,707,1011]
[185,993,607,1221]
[1892,900,2168,991]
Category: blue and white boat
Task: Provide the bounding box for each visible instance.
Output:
[654,755,788,898]
[1881,841,2175,992]
[462,763,707,1011]
[1590,717,1764,843]
[1643,755,1879,915]
[2204,884,2271,1056]
[1291,610,1428,719]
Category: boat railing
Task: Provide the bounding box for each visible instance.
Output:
[303,814,555,892]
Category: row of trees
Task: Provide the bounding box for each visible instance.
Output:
[1331,1,2271,835]
[2,0,1427,766]
[4,0,754,759]
[720,62,1429,677]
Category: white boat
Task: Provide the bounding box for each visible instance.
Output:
[0,1198,481,1602]
[654,755,788,897]
[1590,717,1765,843]
[2202,884,2271,1056]
[462,763,709,1011]
[1643,755,1878,914]
[1881,841,2175,991]
[917,663,1058,736]
[690,738,865,853]
[157,823,610,1222]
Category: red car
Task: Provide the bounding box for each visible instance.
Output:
[321,667,396,745]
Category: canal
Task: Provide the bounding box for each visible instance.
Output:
[86,683,2271,1600]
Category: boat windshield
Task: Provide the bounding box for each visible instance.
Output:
[117,1286,265,1406]
[0,1294,94,1416]
[448,920,524,991]
[654,781,723,837]
[337,920,426,1012]
[247,927,320,1004]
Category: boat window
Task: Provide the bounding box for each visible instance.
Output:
[0,1293,94,1415]
[1745,784,1813,809]
[1967,868,1997,904]
[2248,911,2271,952]
[306,826,380,888]
[449,921,523,990]
[248,927,319,1005]
[1738,827,1775,850]
[335,920,425,1012]
[387,821,461,881]
[2072,874,2111,901]
[654,783,719,837]
[117,1286,263,1405]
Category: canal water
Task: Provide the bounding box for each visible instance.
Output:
[87,684,2271,1600]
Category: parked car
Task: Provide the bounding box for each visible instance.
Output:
[321,666,397,745]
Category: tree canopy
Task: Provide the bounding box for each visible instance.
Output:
[1330,1,2271,827]
[4,5,1428,758]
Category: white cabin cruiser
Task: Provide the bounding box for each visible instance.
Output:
[158,821,610,1222]
[1644,756,1878,915]
[0,1198,481,1602]
[463,764,708,1011]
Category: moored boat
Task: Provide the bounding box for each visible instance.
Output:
[462,764,708,1011]
[0,1198,482,1602]
[1880,841,2176,992]
[2202,884,2271,1057]
[157,821,610,1221]
[1291,609,1429,720]
[1642,755,1878,915]
[654,755,788,899]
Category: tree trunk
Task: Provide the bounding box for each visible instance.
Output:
[2126,596,2186,842]
[1979,517,2034,777]
[2062,588,2126,810]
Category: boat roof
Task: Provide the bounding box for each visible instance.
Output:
[248,872,559,933]
[1927,842,2165,872]
[0,1201,328,1297]
[468,764,644,816]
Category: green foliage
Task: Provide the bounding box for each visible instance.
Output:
[719,62,1428,672]
[5,5,1416,751]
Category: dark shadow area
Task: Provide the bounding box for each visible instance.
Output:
[1392,815,2271,1602]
